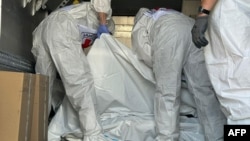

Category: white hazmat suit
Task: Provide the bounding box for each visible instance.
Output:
[31,1,113,141]
[131,8,226,141]
[204,0,250,124]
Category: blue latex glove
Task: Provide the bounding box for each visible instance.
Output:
[97,24,110,38]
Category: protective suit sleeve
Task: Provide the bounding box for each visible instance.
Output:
[131,15,153,68]
[91,0,112,19]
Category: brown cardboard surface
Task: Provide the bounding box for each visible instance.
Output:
[0,71,35,141]
[30,74,49,141]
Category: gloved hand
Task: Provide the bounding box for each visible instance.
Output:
[97,24,110,38]
[191,15,209,48]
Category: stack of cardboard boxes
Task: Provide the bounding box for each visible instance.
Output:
[0,71,49,141]
[113,16,134,48]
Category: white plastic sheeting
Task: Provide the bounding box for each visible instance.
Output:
[48,34,205,141]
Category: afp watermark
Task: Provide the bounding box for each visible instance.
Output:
[224,125,250,140]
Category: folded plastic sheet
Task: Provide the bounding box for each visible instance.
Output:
[48,34,205,141]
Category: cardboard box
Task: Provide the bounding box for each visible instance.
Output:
[30,74,49,141]
[0,71,35,141]
[0,71,49,141]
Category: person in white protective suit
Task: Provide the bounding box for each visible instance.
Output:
[31,1,114,141]
[131,7,226,141]
[191,0,250,125]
